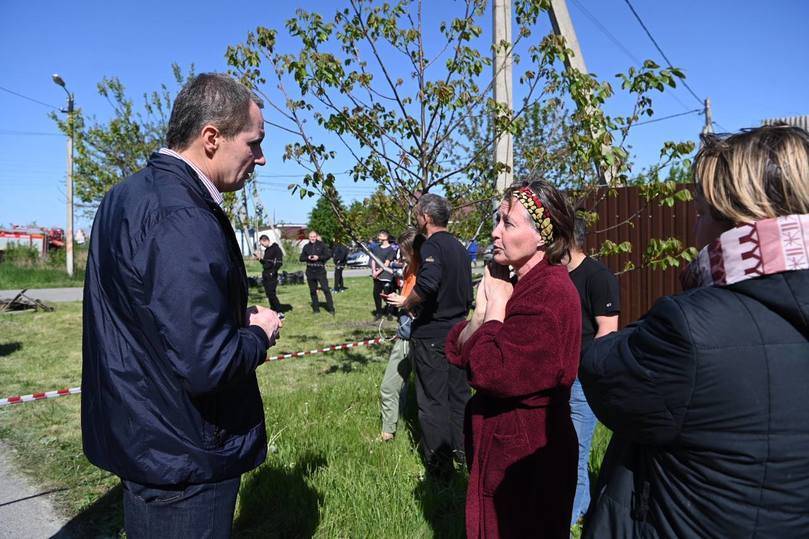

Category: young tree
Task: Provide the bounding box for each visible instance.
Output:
[308,190,348,244]
[50,65,263,224]
[226,0,696,268]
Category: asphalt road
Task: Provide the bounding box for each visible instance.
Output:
[0,442,69,538]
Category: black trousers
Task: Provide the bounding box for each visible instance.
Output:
[307,273,334,312]
[334,266,345,291]
[373,279,392,315]
[411,335,470,472]
[262,275,281,311]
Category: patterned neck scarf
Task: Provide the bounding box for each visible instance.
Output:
[514,187,554,244]
[681,213,809,290]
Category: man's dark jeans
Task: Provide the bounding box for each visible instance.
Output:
[306,274,334,312]
[262,276,281,311]
[334,265,345,291]
[411,335,470,475]
[373,279,392,316]
[123,476,241,538]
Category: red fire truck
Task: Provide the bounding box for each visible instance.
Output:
[0,226,65,258]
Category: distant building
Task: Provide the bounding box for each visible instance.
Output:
[276,223,309,241]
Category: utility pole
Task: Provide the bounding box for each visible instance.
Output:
[52,74,75,278]
[548,0,588,73]
[702,97,713,135]
[548,0,614,185]
[493,0,513,195]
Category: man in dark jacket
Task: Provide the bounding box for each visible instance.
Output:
[332,241,348,292]
[82,73,282,538]
[255,234,283,311]
[299,230,334,314]
[392,193,472,477]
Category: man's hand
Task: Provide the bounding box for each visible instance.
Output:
[309,255,319,261]
[247,305,283,344]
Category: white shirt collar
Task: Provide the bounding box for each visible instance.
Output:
[158,148,224,206]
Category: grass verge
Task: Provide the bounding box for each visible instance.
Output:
[0,275,608,537]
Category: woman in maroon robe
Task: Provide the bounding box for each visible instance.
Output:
[446,179,581,538]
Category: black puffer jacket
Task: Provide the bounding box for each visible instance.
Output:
[580,269,809,538]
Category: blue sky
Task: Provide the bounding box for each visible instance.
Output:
[1,0,807,231]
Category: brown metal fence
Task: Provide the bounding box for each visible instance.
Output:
[582,186,697,326]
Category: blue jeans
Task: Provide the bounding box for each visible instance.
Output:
[123,476,241,538]
[570,378,596,525]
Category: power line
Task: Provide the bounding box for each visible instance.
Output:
[622,0,704,107]
[569,0,693,113]
[632,108,702,127]
[571,0,642,66]
[0,85,60,110]
[608,108,702,133]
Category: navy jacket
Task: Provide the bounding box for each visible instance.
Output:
[82,152,271,486]
[581,270,809,537]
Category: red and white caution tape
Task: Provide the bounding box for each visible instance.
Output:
[266,337,385,362]
[0,387,82,407]
[0,336,387,407]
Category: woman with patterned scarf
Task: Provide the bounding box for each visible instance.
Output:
[445,178,581,538]
[581,125,809,538]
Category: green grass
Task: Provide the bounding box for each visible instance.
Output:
[0,264,86,290]
[243,258,306,276]
[0,275,608,537]
[0,246,87,290]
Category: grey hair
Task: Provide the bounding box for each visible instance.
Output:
[415,193,451,227]
[166,73,264,151]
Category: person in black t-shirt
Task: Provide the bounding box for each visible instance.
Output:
[385,193,472,478]
[299,230,335,314]
[566,216,620,526]
[370,230,397,320]
[254,234,283,312]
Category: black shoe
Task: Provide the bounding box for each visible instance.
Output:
[374,313,383,321]
[327,308,336,316]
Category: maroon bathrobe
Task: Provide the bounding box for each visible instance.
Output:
[446,258,581,538]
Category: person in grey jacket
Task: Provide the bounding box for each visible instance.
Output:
[581,125,809,537]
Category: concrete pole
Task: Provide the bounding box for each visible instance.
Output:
[548,0,588,73]
[493,0,513,195]
[548,0,614,185]
[702,97,713,135]
[65,94,75,278]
